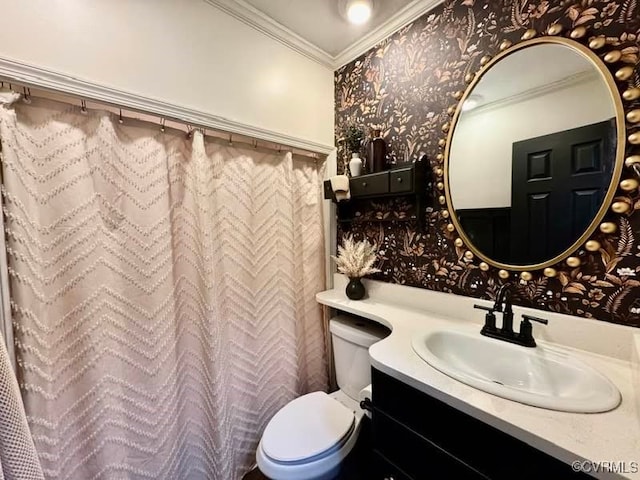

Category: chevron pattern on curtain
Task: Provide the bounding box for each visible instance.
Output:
[0,96,327,480]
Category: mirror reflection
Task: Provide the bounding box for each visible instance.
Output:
[448,43,618,267]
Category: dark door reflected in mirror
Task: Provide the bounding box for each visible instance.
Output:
[448,42,619,267]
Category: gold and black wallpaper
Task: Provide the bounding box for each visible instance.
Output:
[335,0,640,327]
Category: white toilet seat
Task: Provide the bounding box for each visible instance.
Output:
[256,391,363,480]
[262,391,355,462]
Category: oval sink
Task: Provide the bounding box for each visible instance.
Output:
[411,329,621,413]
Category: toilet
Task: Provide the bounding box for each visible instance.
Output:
[256,314,389,480]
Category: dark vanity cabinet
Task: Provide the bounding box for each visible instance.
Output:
[370,369,590,480]
[323,156,430,230]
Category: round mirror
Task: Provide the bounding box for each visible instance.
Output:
[446,38,624,270]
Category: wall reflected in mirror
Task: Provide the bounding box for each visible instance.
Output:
[448,43,618,267]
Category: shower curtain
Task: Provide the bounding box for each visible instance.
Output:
[0,94,327,479]
[0,329,44,480]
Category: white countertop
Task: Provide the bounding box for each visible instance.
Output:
[317,280,640,480]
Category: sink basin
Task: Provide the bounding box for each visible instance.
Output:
[411,329,621,413]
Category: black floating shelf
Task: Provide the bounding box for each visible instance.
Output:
[324,155,430,230]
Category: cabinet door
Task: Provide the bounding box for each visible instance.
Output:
[372,369,590,480]
[371,451,413,480]
[373,410,488,480]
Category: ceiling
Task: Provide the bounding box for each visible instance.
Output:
[243,0,415,57]
[472,44,599,108]
[205,0,444,68]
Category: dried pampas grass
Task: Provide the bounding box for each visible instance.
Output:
[331,234,381,278]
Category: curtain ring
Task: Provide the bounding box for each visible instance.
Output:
[186,125,193,139]
[228,134,233,146]
[118,109,124,124]
[253,139,258,149]
[160,118,166,132]
[80,99,88,115]
[22,87,31,104]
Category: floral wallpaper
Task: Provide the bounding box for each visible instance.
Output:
[335,0,640,327]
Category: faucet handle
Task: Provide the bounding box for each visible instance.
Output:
[518,314,548,348]
[473,304,494,312]
[474,304,497,333]
[521,314,548,325]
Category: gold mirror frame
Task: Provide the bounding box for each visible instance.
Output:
[440,30,638,281]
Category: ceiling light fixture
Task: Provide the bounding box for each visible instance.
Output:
[341,0,373,25]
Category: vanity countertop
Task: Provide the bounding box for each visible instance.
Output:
[317,283,640,480]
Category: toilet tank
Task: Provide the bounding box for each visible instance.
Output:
[329,315,390,401]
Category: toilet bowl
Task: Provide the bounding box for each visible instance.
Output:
[256,315,390,480]
[256,390,363,480]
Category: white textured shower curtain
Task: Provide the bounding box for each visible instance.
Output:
[0,95,327,479]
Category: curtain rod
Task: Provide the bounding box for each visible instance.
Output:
[0,78,324,162]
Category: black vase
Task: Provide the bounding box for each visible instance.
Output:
[346,277,365,300]
[367,129,387,173]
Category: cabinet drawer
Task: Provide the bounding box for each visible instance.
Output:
[371,451,413,480]
[372,369,589,479]
[389,168,413,193]
[350,172,389,196]
[373,409,487,480]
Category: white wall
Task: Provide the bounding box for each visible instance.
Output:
[0,0,334,147]
[449,75,615,210]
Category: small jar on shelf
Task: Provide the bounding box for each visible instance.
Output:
[366,127,387,173]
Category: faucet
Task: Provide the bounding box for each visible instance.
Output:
[474,283,548,347]
[493,283,514,334]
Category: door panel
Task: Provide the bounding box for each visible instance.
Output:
[510,119,614,265]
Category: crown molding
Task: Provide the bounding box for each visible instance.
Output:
[333,0,444,68]
[0,56,334,155]
[202,0,444,70]
[202,0,335,68]
[463,70,601,118]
